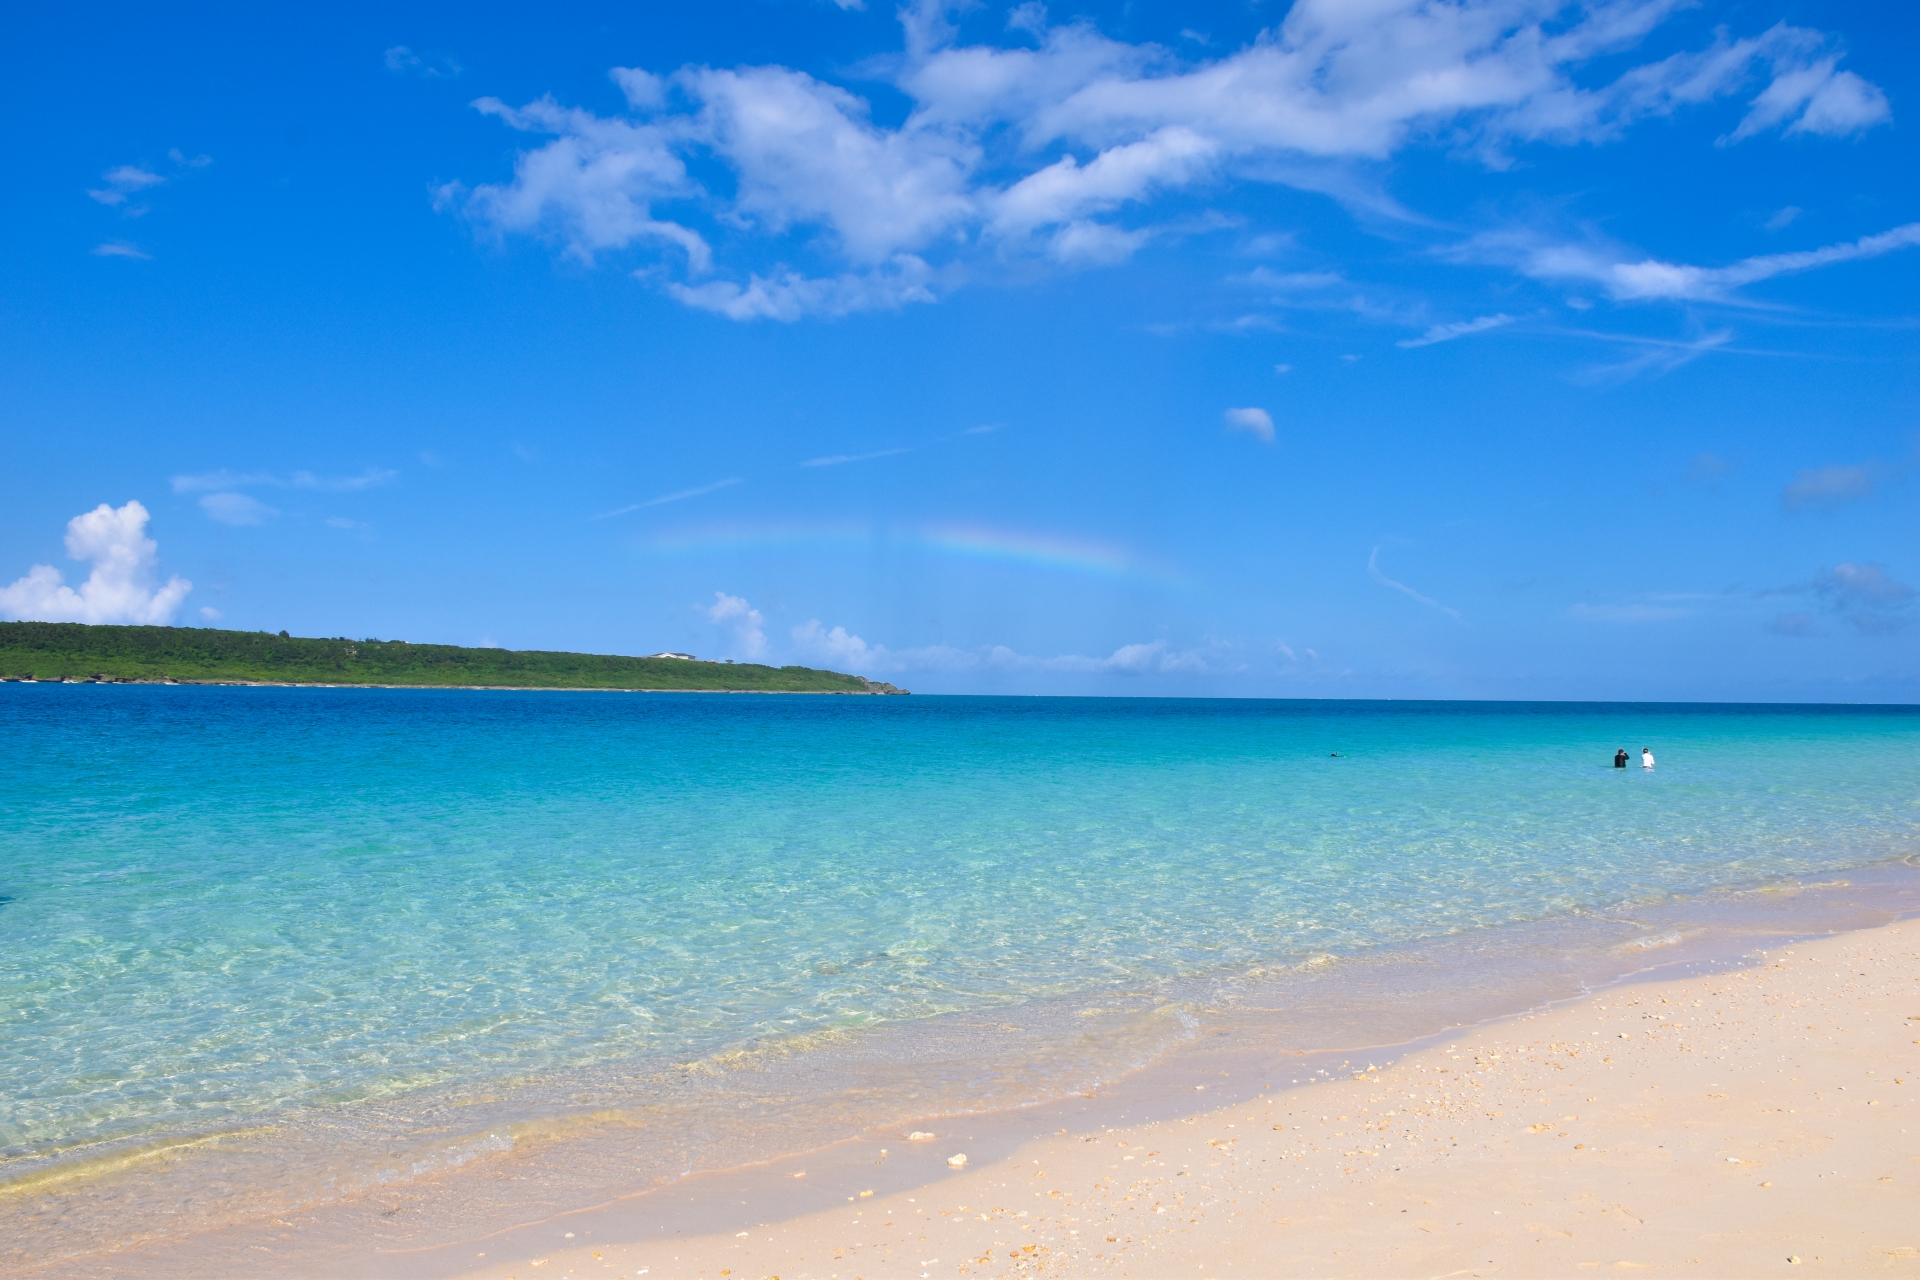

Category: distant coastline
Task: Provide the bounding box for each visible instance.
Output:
[0,621,908,694]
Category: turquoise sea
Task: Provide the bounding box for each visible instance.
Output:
[3,686,1917,1264]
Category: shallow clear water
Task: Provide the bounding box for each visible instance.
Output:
[2,686,1917,1251]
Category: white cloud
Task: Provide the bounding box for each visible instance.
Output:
[290,468,398,492]
[1398,313,1515,348]
[1223,406,1274,443]
[171,467,398,495]
[0,501,192,625]
[789,619,1235,676]
[1725,55,1889,143]
[385,45,460,77]
[666,256,938,320]
[704,591,768,659]
[1571,328,1734,384]
[199,606,223,622]
[1764,205,1801,232]
[801,448,910,468]
[594,477,744,519]
[687,65,977,264]
[451,1,1890,318]
[1482,222,1920,303]
[199,493,278,526]
[1567,602,1691,623]
[1367,546,1459,618]
[451,95,708,271]
[87,165,164,206]
[1238,268,1344,291]
[92,242,151,260]
[1782,463,1878,514]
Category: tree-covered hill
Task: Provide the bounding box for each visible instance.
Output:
[0,622,907,693]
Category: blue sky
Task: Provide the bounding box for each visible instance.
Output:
[2,0,1914,699]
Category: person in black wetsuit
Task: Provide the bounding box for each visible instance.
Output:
[1614,748,1629,769]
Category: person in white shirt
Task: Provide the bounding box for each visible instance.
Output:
[1641,748,1656,769]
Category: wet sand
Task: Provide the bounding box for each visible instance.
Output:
[450,917,1920,1278]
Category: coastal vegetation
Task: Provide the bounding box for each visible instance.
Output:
[0,622,906,693]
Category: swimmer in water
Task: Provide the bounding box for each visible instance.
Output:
[1641,747,1655,769]
[1614,748,1629,769]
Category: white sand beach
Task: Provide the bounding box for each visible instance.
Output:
[451,918,1919,1278]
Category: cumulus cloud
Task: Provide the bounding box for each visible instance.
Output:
[446,96,708,271]
[705,591,768,659]
[1781,462,1880,514]
[1398,313,1514,348]
[0,501,192,625]
[450,0,1891,319]
[1223,406,1274,442]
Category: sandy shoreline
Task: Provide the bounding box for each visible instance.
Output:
[442,918,1920,1279]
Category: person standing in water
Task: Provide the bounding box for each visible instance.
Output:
[1614,748,1629,769]
[1641,747,1656,769]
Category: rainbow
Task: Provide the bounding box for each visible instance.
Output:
[632,521,1175,585]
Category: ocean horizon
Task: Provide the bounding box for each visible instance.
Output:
[4,684,1917,1268]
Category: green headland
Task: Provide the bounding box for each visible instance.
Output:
[0,622,907,694]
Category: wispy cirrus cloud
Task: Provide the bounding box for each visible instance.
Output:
[1472,223,1920,304]
[1782,463,1879,514]
[87,165,165,207]
[198,493,278,527]
[1367,546,1459,619]
[789,617,1242,677]
[594,476,744,519]
[384,45,461,78]
[800,447,911,468]
[170,467,397,526]
[1567,602,1692,623]
[1566,328,1736,384]
[1398,313,1516,348]
[170,467,399,494]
